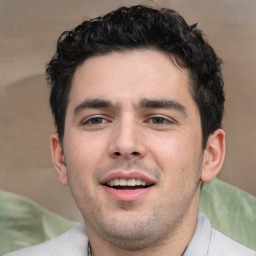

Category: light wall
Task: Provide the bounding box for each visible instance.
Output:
[1,0,255,221]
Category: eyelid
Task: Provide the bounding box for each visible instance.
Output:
[80,114,111,125]
[145,114,176,124]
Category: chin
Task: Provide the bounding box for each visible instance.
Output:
[90,208,181,251]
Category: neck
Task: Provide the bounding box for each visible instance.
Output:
[86,187,200,256]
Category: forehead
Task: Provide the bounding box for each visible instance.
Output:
[69,49,194,105]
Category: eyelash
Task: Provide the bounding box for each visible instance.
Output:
[80,115,175,128]
[81,116,110,126]
[147,116,172,125]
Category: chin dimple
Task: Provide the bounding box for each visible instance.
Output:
[107,178,147,187]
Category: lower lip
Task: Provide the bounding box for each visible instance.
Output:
[102,186,153,201]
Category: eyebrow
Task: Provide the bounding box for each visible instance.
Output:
[73,98,186,117]
[139,98,186,115]
[74,99,113,116]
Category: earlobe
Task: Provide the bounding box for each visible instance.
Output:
[50,133,69,186]
[201,129,226,182]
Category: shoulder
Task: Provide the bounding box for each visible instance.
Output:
[208,228,256,256]
[4,223,88,256]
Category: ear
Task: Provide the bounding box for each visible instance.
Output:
[201,129,226,182]
[50,133,69,186]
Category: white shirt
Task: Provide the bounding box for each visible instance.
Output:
[5,211,256,256]
[184,211,256,255]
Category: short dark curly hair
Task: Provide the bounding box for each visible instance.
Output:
[46,5,224,148]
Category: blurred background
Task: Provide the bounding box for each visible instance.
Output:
[0,0,255,221]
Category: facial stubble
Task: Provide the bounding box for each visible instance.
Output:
[66,156,203,252]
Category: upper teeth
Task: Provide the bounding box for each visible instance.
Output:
[107,178,146,187]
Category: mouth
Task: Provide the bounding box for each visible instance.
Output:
[105,178,153,190]
[101,174,155,201]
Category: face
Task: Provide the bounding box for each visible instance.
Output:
[51,49,221,251]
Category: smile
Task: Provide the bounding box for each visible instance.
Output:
[100,171,156,200]
[107,178,147,187]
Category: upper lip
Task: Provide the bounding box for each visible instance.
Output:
[100,171,156,186]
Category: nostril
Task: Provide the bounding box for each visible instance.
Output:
[113,151,139,157]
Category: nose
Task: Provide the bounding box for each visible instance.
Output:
[108,118,147,160]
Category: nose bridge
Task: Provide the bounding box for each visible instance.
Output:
[109,114,146,159]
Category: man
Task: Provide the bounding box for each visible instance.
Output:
[6,5,255,256]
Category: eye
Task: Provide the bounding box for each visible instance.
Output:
[150,117,167,124]
[89,117,105,124]
[148,116,171,125]
[81,116,110,126]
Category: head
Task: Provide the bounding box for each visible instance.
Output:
[47,5,226,254]
[46,5,224,149]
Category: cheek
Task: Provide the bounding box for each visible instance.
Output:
[68,134,106,159]
[150,135,201,181]
[64,136,106,181]
[150,135,185,167]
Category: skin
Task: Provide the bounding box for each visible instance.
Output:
[51,49,225,256]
